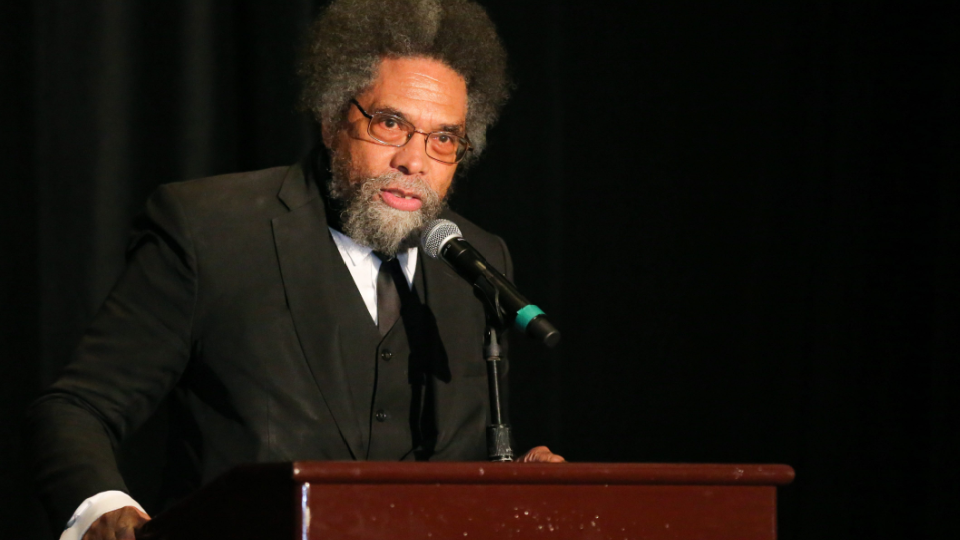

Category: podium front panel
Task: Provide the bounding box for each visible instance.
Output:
[294,462,792,540]
[300,483,777,539]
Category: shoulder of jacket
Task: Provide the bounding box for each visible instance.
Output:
[441,208,498,243]
[154,164,297,220]
[439,208,509,263]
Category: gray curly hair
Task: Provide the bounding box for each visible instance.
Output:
[298,0,510,160]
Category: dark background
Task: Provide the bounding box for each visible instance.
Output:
[2,0,958,538]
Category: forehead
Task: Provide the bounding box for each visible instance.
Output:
[359,56,468,126]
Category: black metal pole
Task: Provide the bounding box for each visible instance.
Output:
[484,325,513,461]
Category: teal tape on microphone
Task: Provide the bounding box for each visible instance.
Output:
[514,305,545,331]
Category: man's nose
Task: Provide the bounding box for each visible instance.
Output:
[390,135,429,176]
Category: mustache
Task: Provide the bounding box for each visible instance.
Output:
[356,172,439,204]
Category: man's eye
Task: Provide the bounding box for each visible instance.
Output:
[380,117,401,130]
[436,134,451,144]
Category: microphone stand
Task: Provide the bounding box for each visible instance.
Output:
[420,220,560,461]
[484,325,513,461]
[475,278,514,461]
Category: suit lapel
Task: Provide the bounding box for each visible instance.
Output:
[271,161,365,459]
[421,250,485,450]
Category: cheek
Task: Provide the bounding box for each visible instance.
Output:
[342,137,394,175]
[429,171,456,198]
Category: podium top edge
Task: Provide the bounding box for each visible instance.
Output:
[286,461,795,486]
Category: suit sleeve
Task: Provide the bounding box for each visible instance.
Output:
[24,184,198,530]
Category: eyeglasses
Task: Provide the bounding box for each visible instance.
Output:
[350,99,472,164]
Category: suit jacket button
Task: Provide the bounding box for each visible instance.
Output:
[375,410,388,422]
[380,349,392,361]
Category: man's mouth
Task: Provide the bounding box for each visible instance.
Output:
[380,188,423,212]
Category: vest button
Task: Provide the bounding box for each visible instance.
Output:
[380,349,392,361]
[375,409,388,422]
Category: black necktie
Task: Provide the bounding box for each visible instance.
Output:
[375,253,407,336]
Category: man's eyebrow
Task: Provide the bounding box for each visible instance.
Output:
[369,103,465,135]
[439,123,466,136]
[371,105,408,119]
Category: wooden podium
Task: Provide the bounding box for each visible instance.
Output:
[139,461,794,540]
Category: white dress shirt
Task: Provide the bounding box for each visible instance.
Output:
[59,227,418,539]
[328,227,418,322]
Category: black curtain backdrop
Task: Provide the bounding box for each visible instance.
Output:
[2,1,958,538]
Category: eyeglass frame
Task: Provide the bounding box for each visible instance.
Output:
[349,99,472,164]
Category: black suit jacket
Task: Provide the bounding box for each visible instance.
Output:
[25,155,512,528]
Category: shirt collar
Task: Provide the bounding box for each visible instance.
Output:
[329,227,376,267]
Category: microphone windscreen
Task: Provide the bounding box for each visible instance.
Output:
[421,219,463,258]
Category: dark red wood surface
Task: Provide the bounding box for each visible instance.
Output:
[292,461,795,485]
[301,483,778,540]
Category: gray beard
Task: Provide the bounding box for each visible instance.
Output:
[328,152,447,257]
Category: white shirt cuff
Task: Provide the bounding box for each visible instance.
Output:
[59,491,146,540]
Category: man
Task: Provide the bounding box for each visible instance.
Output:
[25,0,562,539]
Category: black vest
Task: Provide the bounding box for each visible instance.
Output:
[337,254,437,460]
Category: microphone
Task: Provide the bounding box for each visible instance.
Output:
[421,219,560,348]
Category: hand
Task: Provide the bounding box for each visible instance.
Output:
[518,445,565,463]
[82,506,150,540]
